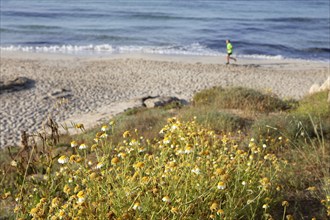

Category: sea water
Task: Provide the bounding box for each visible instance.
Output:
[1,0,329,60]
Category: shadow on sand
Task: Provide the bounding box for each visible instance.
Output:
[0,77,36,94]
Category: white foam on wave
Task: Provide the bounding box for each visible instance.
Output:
[237,54,284,60]
[0,44,116,53]
[0,43,285,60]
[0,43,220,56]
[118,43,221,56]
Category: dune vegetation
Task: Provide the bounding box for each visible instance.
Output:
[1,87,329,219]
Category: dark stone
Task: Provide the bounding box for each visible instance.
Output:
[143,96,188,108]
[48,88,73,99]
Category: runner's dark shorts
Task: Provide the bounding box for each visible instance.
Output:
[227,53,232,55]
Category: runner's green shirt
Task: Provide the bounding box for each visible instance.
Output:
[227,43,233,54]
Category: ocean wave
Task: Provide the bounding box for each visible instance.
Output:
[301,47,330,53]
[0,44,289,60]
[0,44,115,53]
[264,17,324,23]
[126,12,209,21]
[0,43,219,56]
[2,11,63,18]
[15,24,63,30]
[237,54,284,60]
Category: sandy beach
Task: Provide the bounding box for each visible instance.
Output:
[0,51,329,147]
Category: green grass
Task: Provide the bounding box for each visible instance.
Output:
[293,91,330,117]
[178,106,247,133]
[193,86,295,113]
[1,87,329,219]
[251,92,330,144]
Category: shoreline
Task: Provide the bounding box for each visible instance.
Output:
[2,50,330,64]
[1,51,329,148]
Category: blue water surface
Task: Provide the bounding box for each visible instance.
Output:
[1,0,329,60]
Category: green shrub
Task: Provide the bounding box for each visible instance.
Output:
[179,107,247,132]
[59,107,173,149]
[293,91,330,117]
[251,114,288,140]
[3,86,330,219]
[113,108,173,141]
[192,86,225,106]
[123,107,148,116]
[193,87,293,113]
[8,118,283,219]
[251,113,330,150]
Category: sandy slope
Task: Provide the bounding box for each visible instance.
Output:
[0,52,329,147]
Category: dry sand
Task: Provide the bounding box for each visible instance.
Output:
[0,51,329,147]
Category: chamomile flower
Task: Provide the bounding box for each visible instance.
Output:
[163,137,170,144]
[123,131,130,138]
[63,185,71,195]
[10,160,17,167]
[58,210,66,218]
[133,202,142,211]
[71,141,78,148]
[171,124,178,131]
[210,202,218,211]
[262,204,269,209]
[79,143,87,150]
[101,125,109,132]
[129,139,140,147]
[282,201,289,207]
[138,147,146,153]
[214,168,225,175]
[77,191,85,204]
[89,172,97,180]
[51,197,60,208]
[184,146,193,154]
[100,133,108,138]
[29,208,38,216]
[70,155,81,163]
[162,196,171,203]
[118,152,127,158]
[111,157,120,165]
[58,155,68,164]
[260,177,270,188]
[191,167,201,175]
[306,186,317,191]
[2,191,11,199]
[159,128,165,134]
[77,197,85,204]
[286,215,294,220]
[133,162,145,169]
[91,144,98,151]
[75,123,84,129]
[217,209,224,215]
[168,207,178,215]
[96,162,104,169]
[217,181,226,190]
